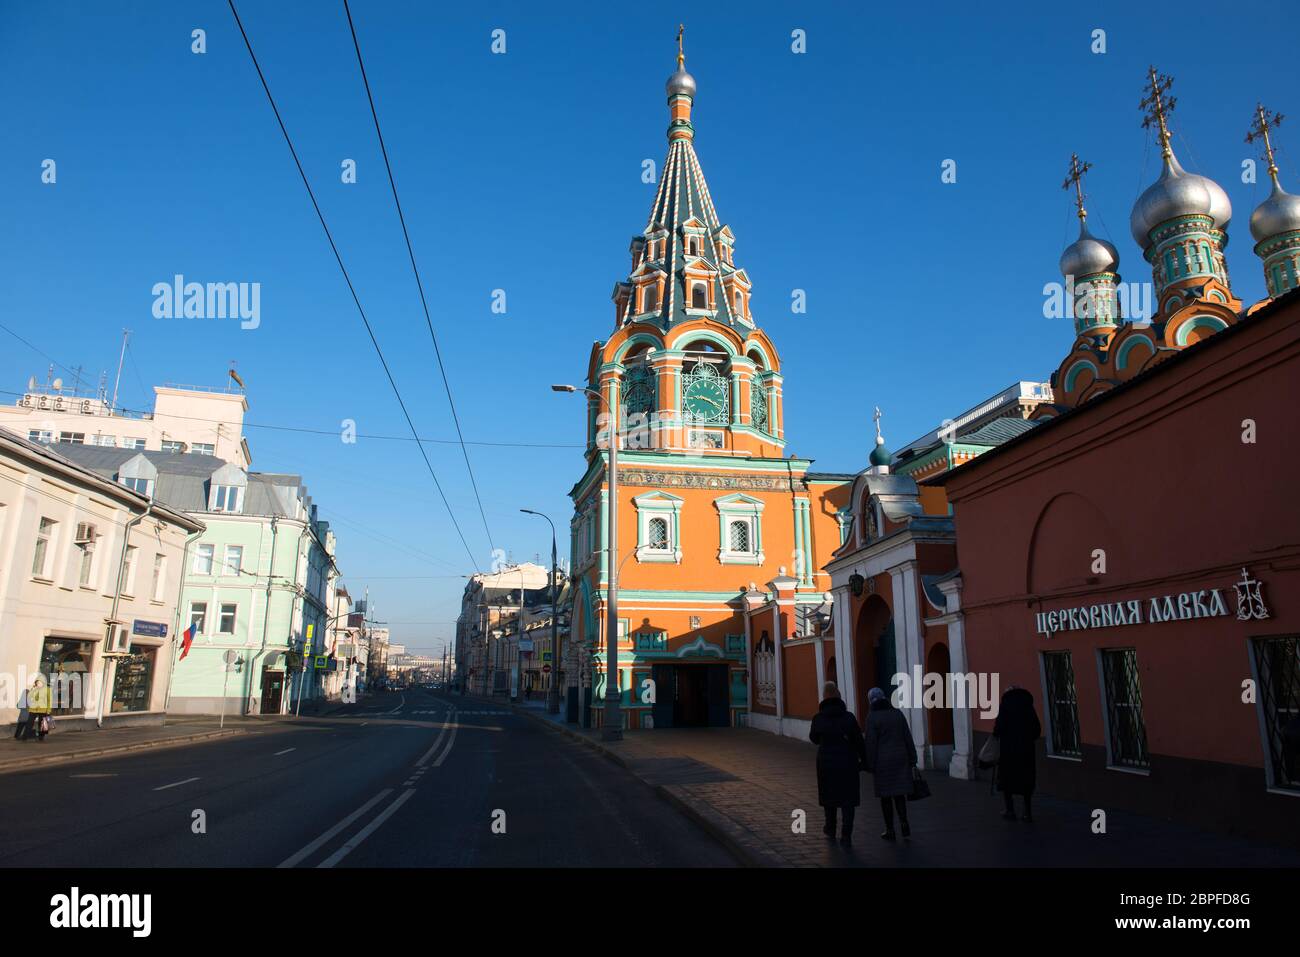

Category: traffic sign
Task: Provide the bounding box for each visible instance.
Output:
[542,665,552,674]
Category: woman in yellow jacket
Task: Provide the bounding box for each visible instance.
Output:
[24,677,53,741]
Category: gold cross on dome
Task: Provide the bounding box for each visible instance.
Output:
[677,24,685,67]
[1246,103,1285,179]
[1140,66,1176,158]
[1062,153,1093,225]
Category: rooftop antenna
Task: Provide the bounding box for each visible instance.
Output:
[111,329,130,412]
[27,376,37,391]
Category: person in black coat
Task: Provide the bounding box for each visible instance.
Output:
[809,682,867,845]
[993,686,1041,822]
[864,687,918,840]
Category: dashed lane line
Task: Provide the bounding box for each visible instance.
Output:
[152,777,200,792]
[274,747,296,756]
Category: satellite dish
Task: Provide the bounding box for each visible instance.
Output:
[27,376,37,390]
[51,378,63,391]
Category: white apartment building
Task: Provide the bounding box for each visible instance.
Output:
[0,383,251,467]
[0,431,204,732]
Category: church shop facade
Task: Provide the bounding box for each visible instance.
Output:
[936,289,1300,846]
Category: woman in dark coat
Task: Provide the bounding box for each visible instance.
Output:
[864,687,917,839]
[809,682,867,845]
[993,686,1041,822]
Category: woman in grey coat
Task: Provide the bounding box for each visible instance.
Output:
[863,687,917,839]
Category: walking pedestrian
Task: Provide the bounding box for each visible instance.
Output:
[864,686,917,840]
[993,686,1041,822]
[22,676,53,742]
[809,682,866,846]
[13,684,31,741]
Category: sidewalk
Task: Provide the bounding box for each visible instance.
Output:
[0,715,254,774]
[490,695,1300,868]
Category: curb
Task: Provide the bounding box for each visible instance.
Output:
[496,698,786,868]
[0,728,244,774]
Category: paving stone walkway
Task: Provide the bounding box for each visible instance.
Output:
[500,696,1300,868]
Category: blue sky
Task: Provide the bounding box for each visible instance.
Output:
[1,1,1291,653]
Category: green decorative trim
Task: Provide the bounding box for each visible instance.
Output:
[1172,314,1229,346]
[596,588,760,603]
[665,327,739,356]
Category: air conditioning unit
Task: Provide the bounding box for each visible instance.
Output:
[104,624,131,656]
[75,522,97,544]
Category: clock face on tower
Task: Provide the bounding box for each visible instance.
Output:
[683,364,728,423]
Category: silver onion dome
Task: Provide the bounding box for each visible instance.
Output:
[1060,222,1120,277]
[1249,176,1300,243]
[1130,151,1232,249]
[666,66,696,98]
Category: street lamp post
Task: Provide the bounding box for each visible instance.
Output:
[521,509,561,714]
[553,382,622,740]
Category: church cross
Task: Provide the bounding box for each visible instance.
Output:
[1246,103,1284,181]
[1062,153,1093,225]
[677,24,685,67]
[1140,66,1176,158]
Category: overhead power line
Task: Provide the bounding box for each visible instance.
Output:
[227,0,480,572]
[342,0,497,559]
[0,388,582,449]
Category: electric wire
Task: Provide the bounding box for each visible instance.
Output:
[227,0,480,572]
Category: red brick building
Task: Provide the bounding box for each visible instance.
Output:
[935,289,1300,846]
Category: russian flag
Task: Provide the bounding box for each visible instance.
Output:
[179,622,197,661]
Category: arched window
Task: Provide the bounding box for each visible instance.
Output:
[691,282,708,309]
[643,284,659,313]
[621,360,657,422]
[647,517,669,550]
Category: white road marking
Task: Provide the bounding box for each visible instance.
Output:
[152,777,200,791]
[277,789,393,869]
[385,695,405,715]
[317,789,416,868]
[274,747,296,756]
[414,708,456,768]
[432,718,459,768]
[70,773,118,778]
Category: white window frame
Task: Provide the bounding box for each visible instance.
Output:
[77,541,95,588]
[123,438,146,450]
[193,543,215,575]
[58,431,85,445]
[28,429,53,444]
[121,476,153,496]
[633,491,683,564]
[189,601,208,635]
[151,553,166,601]
[715,494,765,565]
[210,485,242,513]
[224,545,243,576]
[191,443,215,456]
[160,440,185,453]
[32,517,56,579]
[122,545,138,597]
[218,602,237,635]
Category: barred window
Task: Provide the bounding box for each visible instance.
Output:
[728,520,751,553]
[1100,648,1149,769]
[1042,651,1082,758]
[647,517,669,550]
[1251,636,1300,791]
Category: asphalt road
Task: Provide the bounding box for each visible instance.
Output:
[0,688,736,868]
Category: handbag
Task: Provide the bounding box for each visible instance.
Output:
[907,766,931,802]
[977,734,1000,769]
